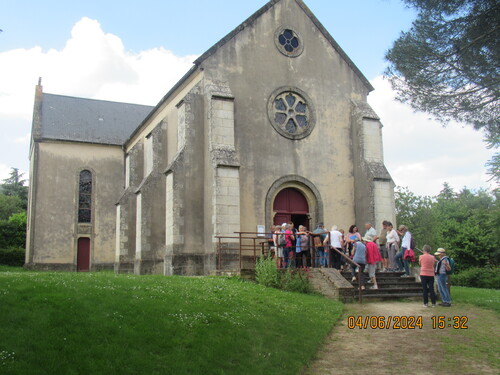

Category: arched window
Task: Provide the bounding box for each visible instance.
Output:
[78,170,92,223]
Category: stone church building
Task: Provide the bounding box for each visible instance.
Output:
[26,0,396,275]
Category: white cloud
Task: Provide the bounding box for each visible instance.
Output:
[13,133,31,144]
[368,76,496,196]
[0,164,11,183]
[0,17,197,180]
[1,17,495,198]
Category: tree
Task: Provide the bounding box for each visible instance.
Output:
[434,186,499,268]
[0,194,24,221]
[1,168,28,208]
[395,184,499,269]
[385,0,500,181]
[395,186,437,249]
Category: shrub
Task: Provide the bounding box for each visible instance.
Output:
[255,256,279,288]
[255,256,312,293]
[280,268,312,294]
[0,247,25,266]
[0,213,26,248]
[452,266,500,289]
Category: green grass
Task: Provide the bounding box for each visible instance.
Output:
[452,286,500,313]
[0,265,27,272]
[437,286,500,372]
[0,270,343,375]
[439,303,499,372]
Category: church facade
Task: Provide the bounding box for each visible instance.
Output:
[26,0,396,275]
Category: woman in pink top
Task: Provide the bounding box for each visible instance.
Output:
[419,245,437,307]
[365,235,382,289]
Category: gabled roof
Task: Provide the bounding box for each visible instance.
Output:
[127,0,375,146]
[194,0,374,92]
[39,93,154,146]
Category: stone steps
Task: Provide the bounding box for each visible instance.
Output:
[340,269,423,301]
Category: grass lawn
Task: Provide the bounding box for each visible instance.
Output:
[438,286,500,372]
[451,286,500,313]
[0,269,343,375]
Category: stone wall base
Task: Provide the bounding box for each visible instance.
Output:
[24,262,114,272]
[164,253,217,276]
[114,262,135,274]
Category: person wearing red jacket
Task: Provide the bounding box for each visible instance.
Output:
[364,235,382,290]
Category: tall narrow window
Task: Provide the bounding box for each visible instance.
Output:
[144,134,153,177]
[78,170,92,223]
[125,154,130,188]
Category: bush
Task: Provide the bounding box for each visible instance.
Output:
[0,213,26,248]
[452,266,500,289]
[255,256,279,288]
[0,247,25,266]
[255,256,312,293]
[280,268,312,294]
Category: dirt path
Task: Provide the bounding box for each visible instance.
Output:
[303,302,498,375]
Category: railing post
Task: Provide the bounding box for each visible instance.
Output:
[358,266,363,304]
[253,237,256,265]
[218,237,222,270]
[239,232,242,271]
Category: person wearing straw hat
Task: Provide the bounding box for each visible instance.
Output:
[434,248,451,307]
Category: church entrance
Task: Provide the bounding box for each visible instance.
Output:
[273,188,310,229]
[77,237,90,272]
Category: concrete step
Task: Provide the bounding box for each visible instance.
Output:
[361,287,423,295]
[362,293,422,300]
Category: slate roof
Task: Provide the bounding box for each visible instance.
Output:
[39,93,154,146]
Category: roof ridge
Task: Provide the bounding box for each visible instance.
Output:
[43,92,155,108]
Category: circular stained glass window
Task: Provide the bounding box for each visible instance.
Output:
[274,27,303,57]
[267,87,315,140]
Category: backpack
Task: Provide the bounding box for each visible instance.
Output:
[445,257,455,275]
[410,235,416,250]
[278,233,286,247]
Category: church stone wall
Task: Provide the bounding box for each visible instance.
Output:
[27,141,123,270]
[199,0,371,232]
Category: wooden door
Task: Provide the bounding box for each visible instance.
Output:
[273,188,309,226]
[77,237,90,272]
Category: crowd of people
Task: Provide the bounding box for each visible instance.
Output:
[268,220,453,306]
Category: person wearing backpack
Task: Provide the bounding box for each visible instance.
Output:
[313,223,328,267]
[434,248,452,307]
[395,225,412,277]
[274,225,284,268]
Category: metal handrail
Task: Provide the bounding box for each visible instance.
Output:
[215,231,364,303]
[327,246,363,304]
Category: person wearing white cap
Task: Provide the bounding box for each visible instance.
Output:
[434,248,451,307]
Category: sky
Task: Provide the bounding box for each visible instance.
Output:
[0,0,496,197]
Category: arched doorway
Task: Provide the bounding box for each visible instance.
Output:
[273,188,310,229]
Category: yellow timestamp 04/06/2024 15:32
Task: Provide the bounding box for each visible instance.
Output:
[347,315,469,330]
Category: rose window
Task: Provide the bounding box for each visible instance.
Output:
[268,87,315,140]
[278,29,299,53]
[274,27,303,57]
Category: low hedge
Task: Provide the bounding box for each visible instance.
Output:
[0,247,25,266]
[452,266,500,289]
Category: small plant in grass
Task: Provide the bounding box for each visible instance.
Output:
[255,255,279,288]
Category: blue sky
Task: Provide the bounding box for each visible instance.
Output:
[3,0,416,79]
[0,0,496,196]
